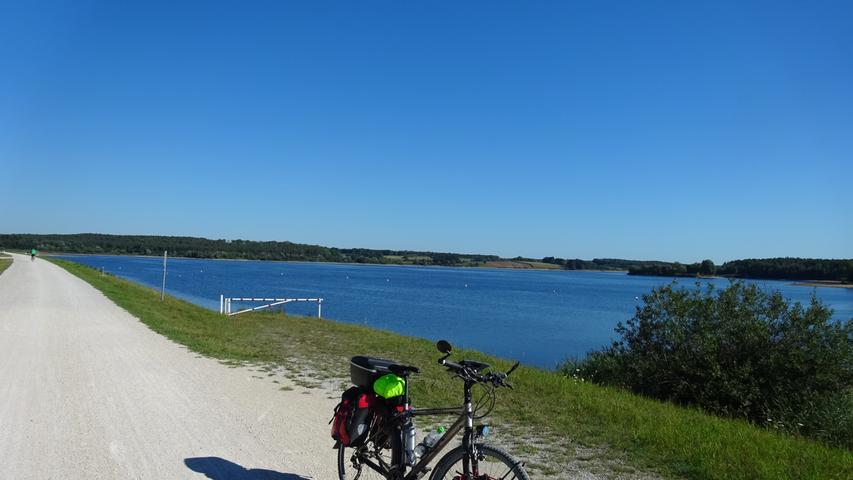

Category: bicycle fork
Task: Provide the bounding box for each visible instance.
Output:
[461,379,480,479]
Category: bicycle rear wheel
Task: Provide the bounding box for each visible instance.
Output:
[337,444,393,480]
[429,444,529,480]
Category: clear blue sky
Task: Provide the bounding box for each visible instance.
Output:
[1,1,851,263]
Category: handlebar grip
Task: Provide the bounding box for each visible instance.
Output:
[444,361,463,371]
[507,361,520,376]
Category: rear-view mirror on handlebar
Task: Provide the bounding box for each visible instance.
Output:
[436,340,452,354]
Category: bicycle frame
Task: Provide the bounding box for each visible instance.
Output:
[406,404,469,479]
[352,377,481,480]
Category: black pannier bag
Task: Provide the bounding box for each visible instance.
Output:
[331,386,376,447]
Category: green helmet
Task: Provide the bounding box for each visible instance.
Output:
[373,373,405,399]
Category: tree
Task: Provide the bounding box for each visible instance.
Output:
[573,282,853,447]
[700,259,716,276]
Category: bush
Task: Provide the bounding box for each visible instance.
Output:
[567,281,853,448]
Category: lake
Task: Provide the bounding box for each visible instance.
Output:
[57,255,853,369]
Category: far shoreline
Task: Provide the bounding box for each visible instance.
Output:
[35,252,853,287]
[41,251,628,273]
[792,281,853,289]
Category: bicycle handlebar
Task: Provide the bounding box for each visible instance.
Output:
[438,356,517,389]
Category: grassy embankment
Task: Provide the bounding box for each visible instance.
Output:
[0,254,11,275]
[51,258,853,480]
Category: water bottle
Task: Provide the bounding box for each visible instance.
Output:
[404,422,417,466]
[413,426,446,459]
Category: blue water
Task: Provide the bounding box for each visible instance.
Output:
[57,255,853,369]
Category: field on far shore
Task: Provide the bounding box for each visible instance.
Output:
[794,280,853,289]
[482,260,564,269]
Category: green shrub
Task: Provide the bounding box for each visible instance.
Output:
[567,281,853,448]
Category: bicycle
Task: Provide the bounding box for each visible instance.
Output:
[336,340,529,480]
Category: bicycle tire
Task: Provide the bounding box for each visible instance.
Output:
[429,444,530,480]
[337,444,393,480]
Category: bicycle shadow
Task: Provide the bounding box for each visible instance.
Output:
[184,457,311,480]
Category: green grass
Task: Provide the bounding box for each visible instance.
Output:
[0,254,12,275]
[0,260,11,275]
[51,258,853,479]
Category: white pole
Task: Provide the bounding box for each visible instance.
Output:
[220,294,224,314]
[160,250,168,301]
[318,299,322,319]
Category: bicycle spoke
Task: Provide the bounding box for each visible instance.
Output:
[338,445,391,480]
[478,461,516,480]
[433,445,527,480]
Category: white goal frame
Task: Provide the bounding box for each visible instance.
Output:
[220,295,323,317]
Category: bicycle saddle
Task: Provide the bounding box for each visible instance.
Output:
[351,356,420,390]
[389,363,420,376]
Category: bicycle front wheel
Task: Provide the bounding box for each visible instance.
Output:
[429,444,529,480]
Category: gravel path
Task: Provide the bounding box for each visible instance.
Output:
[0,253,339,479]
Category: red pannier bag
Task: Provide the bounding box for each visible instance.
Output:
[331,386,377,447]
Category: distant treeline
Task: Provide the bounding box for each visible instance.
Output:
[0,233,499,266]
[3,234,850,282]
[541,257,689,271]
[626,259,718,277]
[719,258,853,282]
[627,257,853,282]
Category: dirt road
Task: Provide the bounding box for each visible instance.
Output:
[0,253,339,479]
